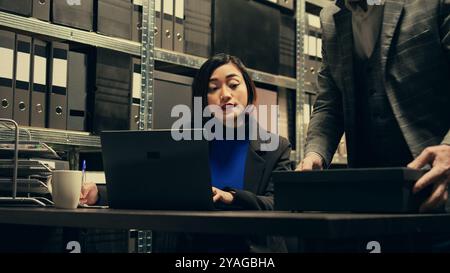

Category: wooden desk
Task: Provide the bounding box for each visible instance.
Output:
[0,207,449,239]
[0,208,450,252]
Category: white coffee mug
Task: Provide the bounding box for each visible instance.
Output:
[48,170,82,209]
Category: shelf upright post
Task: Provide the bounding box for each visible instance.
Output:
[296,0,307,164]
[134,0,155,253]
[140,0,156,131]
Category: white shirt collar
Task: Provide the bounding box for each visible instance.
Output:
[345,0,385,18]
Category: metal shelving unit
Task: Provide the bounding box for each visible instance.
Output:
[155,48,297,89]
[140,0,155,130]
[0,11,115,149]
[0,127,100,150]
[135,0,154,253]
[0,1,311,161]
[0,11,142,56]
[296,0,307,163]
[0,10,297,90]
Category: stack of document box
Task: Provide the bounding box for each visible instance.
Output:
[0,140,68,201]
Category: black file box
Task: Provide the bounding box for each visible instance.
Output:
[213,0,280,74]
[93,49,131,134]
[52,0,94,31]
[279,14,296,77]
[32,0,50,21]
[0,0,32,16]
[274,168,433,213]
[184,0,211,57]
[97,0,133,40]
[153,71,192,130]
[67,51,87,131]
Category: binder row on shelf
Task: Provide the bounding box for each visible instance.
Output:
[0,0,188,47]
[0,0,304,139]
[0,36,298,142]
[0,29,86,131]
[0,28,195,135]
[0,0,140,41]
[157,0,295,57]
[304,12,322,93]
[0,0,297,78]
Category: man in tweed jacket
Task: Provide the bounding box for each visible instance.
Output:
[297,0,450,212]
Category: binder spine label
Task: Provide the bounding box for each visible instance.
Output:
[175,0,184,19]
[52,50,68,94]
[163,0,173,15]
[33,46,47,92]
[16,42,31,90]
[0,47,14,85]
[132,63,142,100]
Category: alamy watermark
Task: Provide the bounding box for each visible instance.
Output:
[66,0,81,6]
[367,0,383,5]
[366,241,381,253]
[66,241,81,253]
[170,97,280,151]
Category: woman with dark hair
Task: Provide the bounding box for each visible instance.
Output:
[189,53,292,212]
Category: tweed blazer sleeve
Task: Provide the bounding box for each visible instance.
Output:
[304,12,345,167]
[440,0,450,145]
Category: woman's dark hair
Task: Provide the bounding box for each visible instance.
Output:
[192,53,257,110]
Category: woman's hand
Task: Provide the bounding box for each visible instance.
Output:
[212,187,234,204]
[80,182,99,206]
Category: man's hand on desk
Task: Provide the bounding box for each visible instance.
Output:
[80,182,99,206]
[212,187,234,204]
[408,145,450,212]
[295,152,324,171]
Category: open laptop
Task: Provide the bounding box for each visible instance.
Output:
[100,130,216,210]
